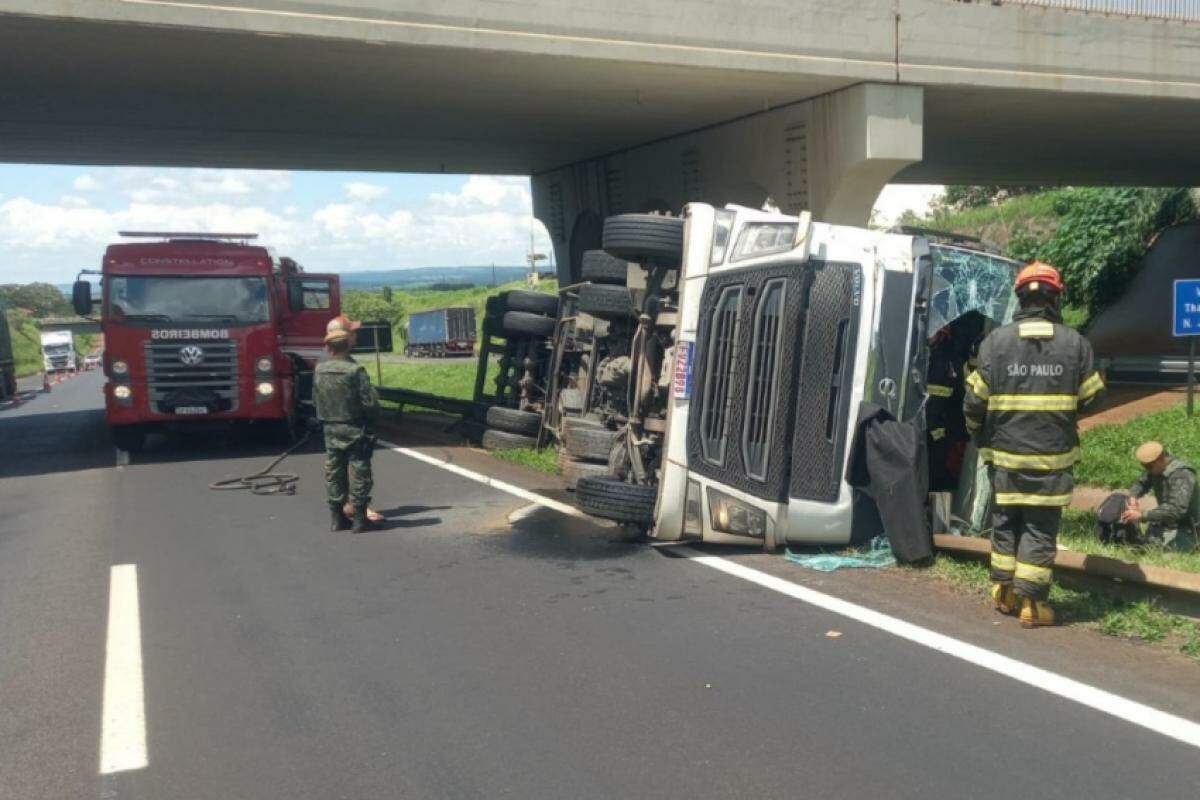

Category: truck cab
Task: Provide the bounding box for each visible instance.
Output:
[74,232,341,451]
[650,204,1019,548]
[41,330,76,373]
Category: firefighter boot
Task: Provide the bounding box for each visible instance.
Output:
[330,506,352,532]
[1019,597,1056,629]
[990,582,1018,615]
[351,505,378,534]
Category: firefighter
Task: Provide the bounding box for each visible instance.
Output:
[963,262,1105,628]
[315,315,381,533]
[1122,442,1199,551]
[926,326,960,491]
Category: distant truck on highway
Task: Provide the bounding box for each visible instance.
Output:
[40,330,76,373]
[72,232,343,452]
[405,307,476,357]
[0,307,16,400]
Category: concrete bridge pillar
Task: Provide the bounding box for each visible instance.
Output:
[533,83,924,284]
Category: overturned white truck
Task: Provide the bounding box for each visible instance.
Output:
[566,204,1021,549]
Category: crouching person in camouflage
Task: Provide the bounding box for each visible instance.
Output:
[315,315,380,533]
[1122,441,1199,551]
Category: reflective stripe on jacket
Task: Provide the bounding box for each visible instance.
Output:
[963,307,1105,507]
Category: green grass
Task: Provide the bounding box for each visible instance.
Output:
[925,190,1068,252]
[489,446,561,475]
[1077,404,1198,489]
[376,359,495,401]
[926,553,1200,659]
[6,311,44,376]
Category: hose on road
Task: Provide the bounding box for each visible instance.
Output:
[209,431,311,496]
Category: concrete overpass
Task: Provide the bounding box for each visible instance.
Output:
[4,1,1200,279]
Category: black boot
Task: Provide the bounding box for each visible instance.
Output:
[330,506,352,532]
[351,504,376,533]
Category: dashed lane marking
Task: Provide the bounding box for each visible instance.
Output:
[383,441,1200,751]
[99,564,148,774]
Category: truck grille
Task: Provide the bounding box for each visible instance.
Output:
[143,340,239,414]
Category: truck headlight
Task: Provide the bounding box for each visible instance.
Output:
[707,487,767,538]
[111,359,129,376]
[113,385,132,400]
[255,356,273,375]
[731,222,798,262]
[256,381,275,397]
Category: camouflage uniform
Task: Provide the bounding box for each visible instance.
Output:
[314,354,379,511]
[1130,457,1199,551]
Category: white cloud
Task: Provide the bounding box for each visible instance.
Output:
[872,184,944,228]
[430,175,530,212]
[73,174,102,192]
[344,181,388,202]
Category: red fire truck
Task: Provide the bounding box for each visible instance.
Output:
[73,232,341,451]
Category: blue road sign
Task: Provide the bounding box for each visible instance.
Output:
[1174,279,1200,337]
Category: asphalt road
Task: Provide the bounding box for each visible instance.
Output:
[2,371,1199,799]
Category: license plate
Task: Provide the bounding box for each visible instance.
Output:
[673,341,694,399]
[174,405,209,415]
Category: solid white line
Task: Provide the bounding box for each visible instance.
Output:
[379,441,587,519]
[99,564,148,774]
[380,439,1200,750]
[689,554,1200,750]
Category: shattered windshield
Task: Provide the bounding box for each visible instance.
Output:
[927,245,1020,333]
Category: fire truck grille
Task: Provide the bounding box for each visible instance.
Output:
[143,341,239,414]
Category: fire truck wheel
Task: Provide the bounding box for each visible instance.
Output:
[560,455,611,491]
[563,420,619,461]
[581,250,628,285]
[502,311,556,339]
[486,294,507,317]
[481,428,538,451]
[602,214,684,265]
[578,283,634,321]
[505,290,559,317]
[486,406,542,436]
[112,425,146,453]
[575,476,656,524]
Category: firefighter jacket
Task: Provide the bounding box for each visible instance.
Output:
[1130,457,1199,532]
[314,355,379,429]
[925,339,963,445]
[963,306,1105,507]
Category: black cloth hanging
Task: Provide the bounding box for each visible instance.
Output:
[845,403,933,565]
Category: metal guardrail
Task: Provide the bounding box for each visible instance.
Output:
[980,0,1200,22]
[377,386,483,419]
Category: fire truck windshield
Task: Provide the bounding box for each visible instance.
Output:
[107,276,271,326]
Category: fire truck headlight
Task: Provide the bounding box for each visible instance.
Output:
[113,384,132,401]
[255,356,273,375]
[256,381,275,397]
[111,359,129,376]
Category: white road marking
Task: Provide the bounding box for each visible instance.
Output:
[380,441,587,520]
[99,564,148,774]
[385,442,1200,750]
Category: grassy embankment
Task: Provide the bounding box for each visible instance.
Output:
[6,311,44,377]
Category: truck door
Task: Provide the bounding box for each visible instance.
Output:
[281,273,340,363]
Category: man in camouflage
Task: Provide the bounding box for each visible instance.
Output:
[315,315,380,533]
[964,261,1105,628]
[1122,441,1198,551]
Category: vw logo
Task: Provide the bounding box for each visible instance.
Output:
[178,345,205,366]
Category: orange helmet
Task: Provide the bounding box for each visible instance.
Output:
[324,314,361,344]
[1015,261,1064,295]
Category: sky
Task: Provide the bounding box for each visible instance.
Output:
[0,164,942,285]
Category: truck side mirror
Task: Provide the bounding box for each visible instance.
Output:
[286,279,304,311]
[72,280,93,316]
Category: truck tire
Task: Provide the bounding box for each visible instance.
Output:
[581,250,628,285]
[486,406,542,436]
[482,428,537,451]
[505,290,559,316]
[112,425,146,453]
[486,295,507,318]
[482,315,504,338]
[603,214,684,264]
[578,283,634,321]
[563,420,619,461]
[503,311,555,338]
[576,476,656,524]
[561,456,611,491]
